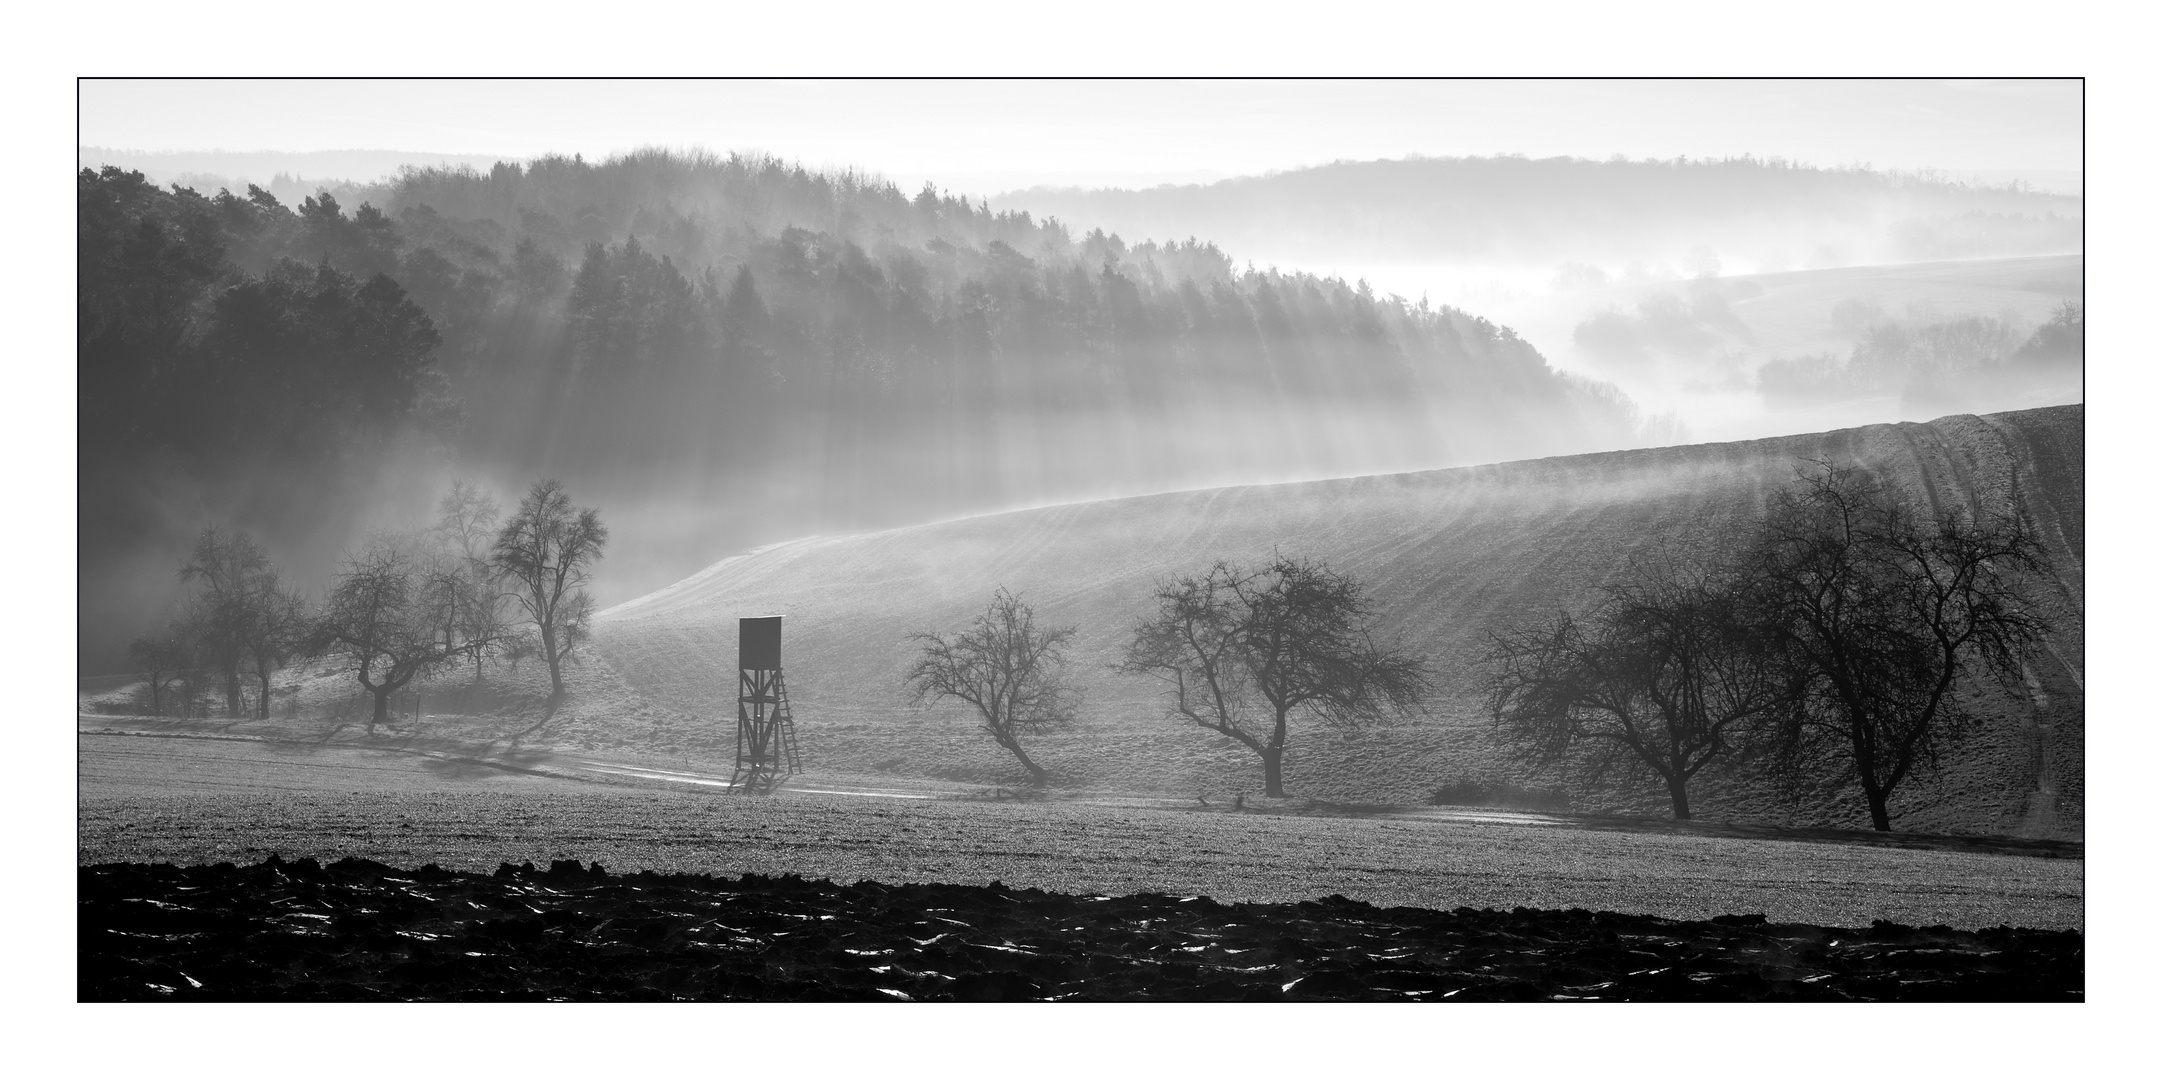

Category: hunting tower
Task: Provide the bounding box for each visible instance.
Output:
[732,616,801,793]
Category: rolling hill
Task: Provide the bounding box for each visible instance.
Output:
[1472,253,2085,445]
[566,404,2083,838]
[994,155,2083,277]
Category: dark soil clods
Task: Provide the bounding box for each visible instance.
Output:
[79,857,2082,1002]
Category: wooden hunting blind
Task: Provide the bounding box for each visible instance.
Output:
[731,616,800,793]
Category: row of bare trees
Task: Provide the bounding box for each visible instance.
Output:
[130,529,310,721]
[909,555,1431,798]
[908,461,2053,832]
[315,478,609,726]
[1488,461,2051,830]
[131,479,608,730]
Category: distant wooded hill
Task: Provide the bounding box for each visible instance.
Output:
[994,155,2083,274]
[77,151,1648,670]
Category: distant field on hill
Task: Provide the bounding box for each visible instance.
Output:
[1473,254,2085,444]
[578,405,2082,838]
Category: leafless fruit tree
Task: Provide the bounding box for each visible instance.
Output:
[907,587,1079,786]
[127,632,198,717]
[1121,555,1429,798]
[490,479,608,703]
[314,535,467,730]
[1748,460,2050,831]
[178,527,309,719]
[1487,564,1792,820]
[430,480,511,682]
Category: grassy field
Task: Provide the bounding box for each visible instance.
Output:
[576,405,2083,838]
[79,406,2085,949]
[79,728,2081,931]
[87,407,2079,839]
[77,787,2082,931]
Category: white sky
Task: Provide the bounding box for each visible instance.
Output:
[79,78,2083,195]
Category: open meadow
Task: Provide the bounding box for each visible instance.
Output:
[576,405,2084,839]
[77,709,2084,1001]
[80,719,2081,932]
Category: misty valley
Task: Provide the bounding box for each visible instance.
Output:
[79,133,2083,1003]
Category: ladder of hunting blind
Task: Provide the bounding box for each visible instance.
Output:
[730,669,801,794]
[774,671,802,775]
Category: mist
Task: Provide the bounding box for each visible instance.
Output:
[993,155,2082,275]
[78,141,2082,674]
[993,155,2082,446]
[78,149,1669,670]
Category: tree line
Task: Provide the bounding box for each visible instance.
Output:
[81,153,1657,673]
[381,151,1653,518]
[1756,300,2083,413]
[78,159,1652,582]
[126,456,2052,832]
[998,153,2085,270]
[82,152,1650,506]
[133,479,607,729]
[910,460,2051,832]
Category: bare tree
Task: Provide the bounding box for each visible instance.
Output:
[491,479,608,702]
[1487,565,1791,820]
[1120,555,1429,798]
[236,584,311,719]
[1749,460,2051,831]
[906,587,1080,786]
[313,535,466,731]
[431,480,510,681]
[128,632,197,717]
[178,527,302,718]
[435,480,501,564]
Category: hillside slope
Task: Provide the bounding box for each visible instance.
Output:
[76,155,1650,671]
[586,405,2083,838]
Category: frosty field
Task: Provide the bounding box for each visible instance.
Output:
[79,725,2081,931]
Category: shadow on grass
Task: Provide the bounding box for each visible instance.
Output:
[84,704,589,788]
[1200,795,2082,859]
[505,696,563,747]
[418,746,562,781]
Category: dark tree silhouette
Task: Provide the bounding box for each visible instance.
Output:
[1121,555,1429,798]
[178,527,305,718]
[491,479,608,702]
[1487,566,1791,820]
[905,587,1079,786]
[236,584,310,720]
[128,632,197,718]
[314,535,466,731]
[1749,461,2050,831]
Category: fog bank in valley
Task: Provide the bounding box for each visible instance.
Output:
[997,155,2083,445]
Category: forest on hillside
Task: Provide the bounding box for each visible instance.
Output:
[998,155,2084,273]
[79,151,1652,670]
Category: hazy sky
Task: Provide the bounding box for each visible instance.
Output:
[79,78,2082,195]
